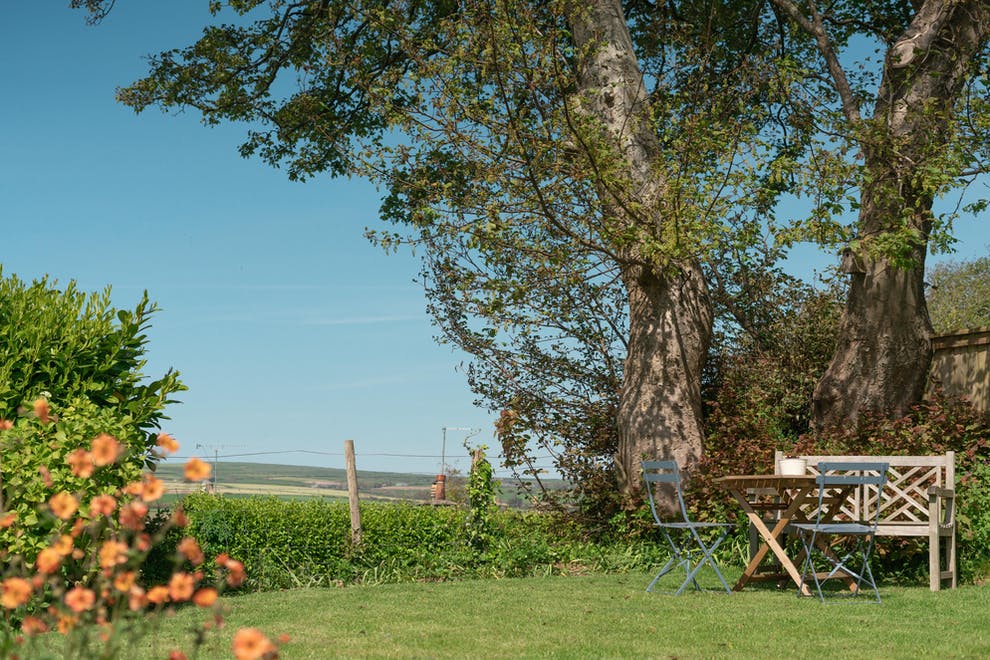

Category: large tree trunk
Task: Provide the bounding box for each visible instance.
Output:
[616,261,712,506]
[813,1,990,429]
[568,0,714,509]
[813,221,933,428]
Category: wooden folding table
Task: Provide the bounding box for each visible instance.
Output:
[715,474,853,595]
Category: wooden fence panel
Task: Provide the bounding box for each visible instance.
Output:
[930,327,990,416]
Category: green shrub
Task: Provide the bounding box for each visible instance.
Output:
[177,495,669,590]
[0,270,185,445]
[0,398,148,561]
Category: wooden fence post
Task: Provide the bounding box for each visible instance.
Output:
[344,439,362,546]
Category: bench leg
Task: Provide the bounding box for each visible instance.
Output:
[929,533,939,592]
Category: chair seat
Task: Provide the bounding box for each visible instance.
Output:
[658,521,734,530]
[792,522,875,535]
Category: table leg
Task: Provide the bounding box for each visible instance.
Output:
[742,513,812,596]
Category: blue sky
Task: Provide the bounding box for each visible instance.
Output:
[2,4,987,478]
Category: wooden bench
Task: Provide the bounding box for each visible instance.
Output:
[773,450,957,591]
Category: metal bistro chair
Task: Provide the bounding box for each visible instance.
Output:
[642,460,734,595]
[791,461,888,603]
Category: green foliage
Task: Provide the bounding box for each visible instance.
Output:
[693,276,843,513]
[0,270,185,449]
[465,446,498,551]
[0,399,146,560]
[178,494,669,590]
[926,255,990,333]
[957,462,990,583]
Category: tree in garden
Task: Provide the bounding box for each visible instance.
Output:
[764,1,990,429]
[73,0,816,511]
[72,1,990,508]
[926,255,990,333]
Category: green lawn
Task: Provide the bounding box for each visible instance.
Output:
[124,571,990,658]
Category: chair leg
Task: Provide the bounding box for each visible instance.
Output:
[678,527,732,594]
[649,528,732,595]
[798,532,881,603]
[647,530,690,592]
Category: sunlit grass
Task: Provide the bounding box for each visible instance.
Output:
[128,571,990,658]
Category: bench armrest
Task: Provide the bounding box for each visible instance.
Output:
[928,486,956,530]
[928,486,955,499]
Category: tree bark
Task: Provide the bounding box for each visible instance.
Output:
[568,0,713,509]
[813,0,990,429]
[616,262,712,506]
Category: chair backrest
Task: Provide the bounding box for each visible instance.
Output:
[814,462,889,527]
[641,460,691,523]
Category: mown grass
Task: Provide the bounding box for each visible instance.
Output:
[126,570,990,658]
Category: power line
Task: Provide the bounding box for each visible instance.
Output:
[171,449,559,461]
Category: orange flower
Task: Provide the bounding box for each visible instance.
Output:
[135,532,152,552]
[123,480,143,497]
[119,501,149,531]
[225,559,246,588]
[39,465,54,488]
[0,512,17,528]
[232,627,276,660]
[20,615,48,636]
[168,572,196,602]
[169,651,189,660]
[157,432,180,453]
[113,571,137,593]
[146,585,169,605]
[90,494,117,517]
[178,537,205,565]
[128,586,146,611]
[64,586,96,613]
[33,398,50,424]
[192,587,218,608]
[56,614,77,634]
[36,547,61,574]
[172,507,189,527]
[99,540,129,570]
[140,474,166,503]
[66,449,95,478]
[91,434,122,466]
[49,492,79,520]
[0,418,12,430]
[1,577,33,609]
[184,457,211,482]
[53,534,74,556]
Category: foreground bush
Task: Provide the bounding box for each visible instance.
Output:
[0,403,282,659]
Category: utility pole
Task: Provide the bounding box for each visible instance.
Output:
[195,443,244,492]
[434,426,481,503]
[441,426,474,476]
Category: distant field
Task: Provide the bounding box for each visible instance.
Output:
[152,461,435,503]
[151,461,564,507]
